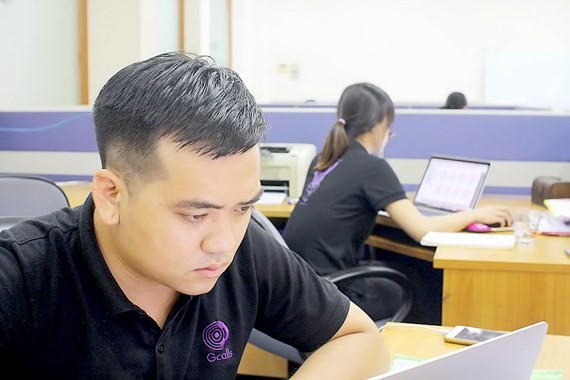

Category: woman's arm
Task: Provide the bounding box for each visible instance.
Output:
[386,199,513,242]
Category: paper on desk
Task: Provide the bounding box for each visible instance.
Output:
[389,354,424,372]
[420,231,516,250]
[256,192,287,205]
[544,198,570,220]
[539,213,570,236]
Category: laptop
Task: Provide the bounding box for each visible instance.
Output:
[413,155,491,216]
[369,321,548,380]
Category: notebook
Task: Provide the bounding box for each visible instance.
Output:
[420,231,516,250]
[413,155,491,216]
[369,321,548,380]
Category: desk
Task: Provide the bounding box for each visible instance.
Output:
[434,231,570,335]
[381,322,569,375]
[371,197,543,263]
[59,181,92,208]
[260,196,570,335]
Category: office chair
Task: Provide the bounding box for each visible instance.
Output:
[247,207,415,365]
[0,175,70,218]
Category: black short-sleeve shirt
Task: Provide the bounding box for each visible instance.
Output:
[283,141,407,275]
[0,196,349,379]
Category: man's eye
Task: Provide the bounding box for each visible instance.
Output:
[183,213,207,223]
[236,205,252,215]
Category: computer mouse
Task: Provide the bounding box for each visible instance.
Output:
[465,223,492,233]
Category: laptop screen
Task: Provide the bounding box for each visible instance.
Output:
[413,156,491,212]
[369,321,548,380]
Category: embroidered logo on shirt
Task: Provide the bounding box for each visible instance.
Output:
[203,320,233,362]
[300,159,341,204]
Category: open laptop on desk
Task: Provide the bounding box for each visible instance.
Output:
[370,321,548,380]
[412,155,490,216]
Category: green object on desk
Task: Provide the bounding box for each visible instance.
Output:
[390,354,563,379]
[530,369,564,380]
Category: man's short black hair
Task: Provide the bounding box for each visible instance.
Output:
[93,52,267,184]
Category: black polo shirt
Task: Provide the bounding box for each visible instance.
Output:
[0,196,349,379]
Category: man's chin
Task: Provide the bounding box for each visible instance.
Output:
[178,278,219,296]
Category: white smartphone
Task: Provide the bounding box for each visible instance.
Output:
[444,325,504,346]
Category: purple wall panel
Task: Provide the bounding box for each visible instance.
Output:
[1,109,568,162]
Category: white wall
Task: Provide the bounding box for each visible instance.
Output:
[183,0,230,67]
[0,0,79,107]
[231,0,570,107]
[88,0,180,104]
[2,1,569,108]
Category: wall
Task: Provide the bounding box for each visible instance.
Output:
[231,0,570,109]
[259,107,570,194]
[2,108,568,195]
[3,1,569,109]
[88,0,180,104]
[0,0,79,107]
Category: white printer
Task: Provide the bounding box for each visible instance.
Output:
[260,143,317,199]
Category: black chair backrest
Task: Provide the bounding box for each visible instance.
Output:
[323,265,414,324]
[249,207,307,364]
[0,175,69,217]
[251,207,288,247]
[247,207,415,363]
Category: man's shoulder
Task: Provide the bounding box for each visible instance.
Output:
[1,207,81,246]
[0,207,85,324]
[0,207,84,275]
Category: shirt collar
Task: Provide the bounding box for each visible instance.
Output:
[78,194,139,315]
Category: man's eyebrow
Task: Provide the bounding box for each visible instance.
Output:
[173,200,223,210]
[173,189,264,210]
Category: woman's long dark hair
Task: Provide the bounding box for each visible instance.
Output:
[315,83,394,171]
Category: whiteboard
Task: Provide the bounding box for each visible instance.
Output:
[484,49,570,111]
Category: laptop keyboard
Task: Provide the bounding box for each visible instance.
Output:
[417,206,452,216]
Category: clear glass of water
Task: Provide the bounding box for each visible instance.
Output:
[513,210,542,245]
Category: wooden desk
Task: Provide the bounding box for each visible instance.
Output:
[58,181,92,208]
[371,196,540,263]
[256,197,544,264]
[381,322,569,375]
[255,202,295,219]
[256,196,570,335]
[434,230,570,335]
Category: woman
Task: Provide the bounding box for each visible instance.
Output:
[283,83,510,320]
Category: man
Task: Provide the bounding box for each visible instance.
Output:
[0,53,389,378]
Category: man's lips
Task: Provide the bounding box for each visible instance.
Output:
[194,264,227,278]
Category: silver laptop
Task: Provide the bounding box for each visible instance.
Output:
[413,155,491,216]
[369,321,548,380]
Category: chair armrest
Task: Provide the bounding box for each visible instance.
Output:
[248,328,307,365]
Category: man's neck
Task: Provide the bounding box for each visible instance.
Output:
[93,212,179,328]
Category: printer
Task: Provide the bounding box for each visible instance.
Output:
[260,143,317,199]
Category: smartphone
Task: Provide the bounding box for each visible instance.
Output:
[444,325,504,346]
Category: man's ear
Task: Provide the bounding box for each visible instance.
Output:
[92,169,125,225]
